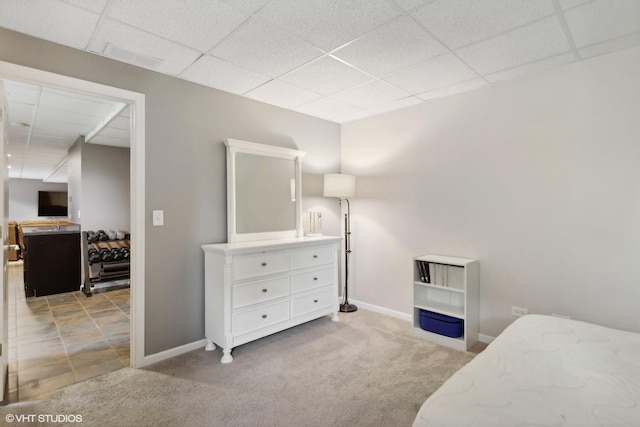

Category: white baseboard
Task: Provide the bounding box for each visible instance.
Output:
[478,333,495,344]
[138,339,207,367]
[349,299,413,322]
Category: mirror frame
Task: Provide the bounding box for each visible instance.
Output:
[225,139,306,243]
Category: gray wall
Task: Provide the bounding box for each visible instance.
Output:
[67,136,82,224]
[341,46,640,338]
[0,28,341,355]
[81,143,130,232]
[8,178,67,222]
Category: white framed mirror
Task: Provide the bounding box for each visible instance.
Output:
[225,139,305,243]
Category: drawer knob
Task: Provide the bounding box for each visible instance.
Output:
[313,255,318,259]
[261,262,267,267]
[262,288,268,293]
[261,314,267,319]
[313,299,318,303]
[313,277,318,281]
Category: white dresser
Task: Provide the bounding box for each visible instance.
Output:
[202,236,342,363]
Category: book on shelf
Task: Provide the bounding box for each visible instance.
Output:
[416,260,430,283]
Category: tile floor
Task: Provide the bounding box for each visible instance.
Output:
[7,261,130,402]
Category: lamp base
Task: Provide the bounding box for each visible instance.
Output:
[339,302,358,313]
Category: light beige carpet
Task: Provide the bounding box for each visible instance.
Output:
[1,309,475,426]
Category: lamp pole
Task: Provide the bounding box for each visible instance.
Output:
[340,198,356,312]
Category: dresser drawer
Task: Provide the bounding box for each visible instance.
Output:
[233,276,290,309]
[291,245,334,270]
[232,251,290,281]
[233,300,290,336]
[292,287,334,318]
[291,266,334,294]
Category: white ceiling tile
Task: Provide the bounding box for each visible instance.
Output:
[578,32,640,59]
[6,103,36,126]
[331,80,410,109]
[181,55,271,95]
[333,15,447,77]
[385,53,478,94]
[39,89,116,117]
[107,116,131,130]
[108,0,249,52]
[3,81,40,105]
[256,0,401,51]
[418,78,487,101]
[334,110,376,123]
[365,96,424,114]
[294,97,367,120]
[90,126,129,140]
[564,0,640,48]
[90,19,202,75]
[412,0,555,49]
[456,16,571,75]
[393,0,437,12]
[245,80,322,108]
[220,0,271,14]
[558,0,591,10]
[485,52,576,83]
[210,18,323,77]
[280,56,372,96]
[63,0,108,14]
[0,0,100,49]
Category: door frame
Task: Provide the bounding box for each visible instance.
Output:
[0,60,146,368]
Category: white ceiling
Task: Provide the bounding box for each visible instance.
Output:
[1,0,640,180]
[3,79,130,182]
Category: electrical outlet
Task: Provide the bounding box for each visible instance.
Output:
[511,306,528,317]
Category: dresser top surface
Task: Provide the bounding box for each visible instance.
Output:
[202,235,342,254]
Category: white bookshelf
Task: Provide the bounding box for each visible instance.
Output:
[413,254,478,351]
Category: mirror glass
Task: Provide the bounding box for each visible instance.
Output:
[226,139,305,242]
[235,152,295,234]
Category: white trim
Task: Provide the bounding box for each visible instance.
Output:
[349,299,413,322]
[0,60,146,368]
[139,339,207,367]
[478,333,495,344]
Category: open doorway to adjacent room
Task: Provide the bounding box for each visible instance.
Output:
[0,61,145,402]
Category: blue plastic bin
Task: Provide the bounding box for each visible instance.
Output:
[419,310,463,338]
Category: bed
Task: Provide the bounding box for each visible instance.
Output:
[413,314,640,427]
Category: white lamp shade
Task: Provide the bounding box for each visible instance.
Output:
[324,173,356,198]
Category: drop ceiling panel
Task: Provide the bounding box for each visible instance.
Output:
[279,56,372,96]
[394,0,435,12]
[559,0,591,10]
[89,126,129,140]
[385,53,478,94]
[294,97,366,121]
[0,0,100,49]
[412,0,555,49]
[4,81,40,105]
[38,89,117,117]
[366,96,424,114]
[63,0,108,14]
[455,16,572,75]
[90,19,202,75]
[180,55,270,95]
[332,15,447,77]
[245,80,321,108]
[564,0,640,48]
[485,52,576,83]
[331,80,410,109]
[210,18,323,78]
[6,103,36,126]
[419,78,487,101]
[578,32,640,59]
[220,0,271,14]
[108,0,249,51]
[107,116,131,130]
[256,0,401,51]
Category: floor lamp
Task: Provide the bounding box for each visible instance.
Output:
[324,173,357,313]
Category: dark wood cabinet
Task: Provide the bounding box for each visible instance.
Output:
[23,229,81,297]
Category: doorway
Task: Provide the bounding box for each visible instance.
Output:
[0,61,145,401]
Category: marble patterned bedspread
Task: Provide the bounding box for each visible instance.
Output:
[413,314,640,427]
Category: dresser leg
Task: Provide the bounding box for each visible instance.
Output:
[205,339,216,351]
[332,312,339,322]
[221,349,233,364]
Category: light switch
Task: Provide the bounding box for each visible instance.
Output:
[153,210,164,226]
